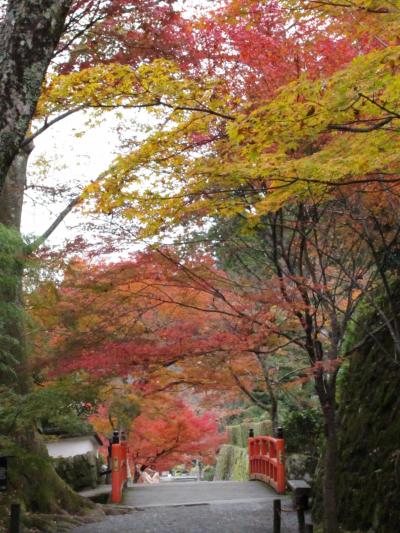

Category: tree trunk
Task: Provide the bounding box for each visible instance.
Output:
[0,151,94,518]
[321,398,338,533]
[258,353,279,431]
[0,142,32,228]
[0,145,31,392]
[0,0,72,191]
[270,393,278,433]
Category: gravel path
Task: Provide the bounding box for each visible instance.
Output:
[70,500,301,533]
[70,480,309,533]
[123,480,278,507]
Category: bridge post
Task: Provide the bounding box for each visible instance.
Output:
[248,429,254,476]
[111,431,125,504]
[275,435,285,494]
[273,499,281,533]
[120,432,128,483]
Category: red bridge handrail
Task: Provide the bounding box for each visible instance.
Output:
[248,435,285,493]
[111,441,128,503]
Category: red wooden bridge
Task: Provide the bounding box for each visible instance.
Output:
[248,433,286,494]
[110,429,286,504]
[72,430,310,533]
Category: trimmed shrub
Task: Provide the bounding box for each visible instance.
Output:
[214,444,249,481]
[227,419,272,448]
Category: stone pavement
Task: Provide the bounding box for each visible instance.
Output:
[71,481,301,533]
[78,484,111,500]
[123,480,278,507]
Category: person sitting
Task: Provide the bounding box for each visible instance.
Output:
[138,464,160,484]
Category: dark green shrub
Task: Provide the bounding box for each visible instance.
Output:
[283,408,323,454]
[203,465,215,481]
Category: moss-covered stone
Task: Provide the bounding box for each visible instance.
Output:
[285,453,316,483]
[0,441,94,530]
[336,300,400,532]
[53,452,101,491]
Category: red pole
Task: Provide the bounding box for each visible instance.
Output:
[111,443,122,503]
[121,441,128,483]
[248,429,254,477]
[275,437,285,494]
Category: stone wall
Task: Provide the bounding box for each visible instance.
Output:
[53,451,102,491]
[336,313,400,532]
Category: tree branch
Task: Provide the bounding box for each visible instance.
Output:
[26,194,81,253]
[328,116,394,132]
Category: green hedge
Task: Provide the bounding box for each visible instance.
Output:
[227,419,272,448]
[214,444,249,481]
[215,418,272,481]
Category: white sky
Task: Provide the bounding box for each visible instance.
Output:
[21,0,217,253]
[22,108,151,253]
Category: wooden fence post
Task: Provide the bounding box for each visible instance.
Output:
[273,499,281,533]
[297,507,305,533]
[9,503,20,533]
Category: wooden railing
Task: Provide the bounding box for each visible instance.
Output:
[248,434,285,493]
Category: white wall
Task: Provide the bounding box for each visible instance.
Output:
[45,436,100,458]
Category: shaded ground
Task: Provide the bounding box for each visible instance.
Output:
[71,481,305,532]
[71,500,300,533]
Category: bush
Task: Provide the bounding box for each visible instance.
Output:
[202,465,215,481]
[214,444,248,481]
[282,408,323,454]
[227,418,272,448]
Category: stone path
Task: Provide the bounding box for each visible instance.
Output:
[78,484,111,500]
[71,481,302,532]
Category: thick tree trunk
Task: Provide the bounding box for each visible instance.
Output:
[0,151,94,518]
[0,0,72,191]
[321,398,338,533]
[0,142,32,228]
[0,146,31,392]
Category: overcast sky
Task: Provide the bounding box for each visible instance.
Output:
[22,106,151,254]
[21,0,218,254]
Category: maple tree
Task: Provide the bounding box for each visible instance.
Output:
[129,400,222,472]
[0,0,207,522]
[0,0,199,387]
[0,0,194,195]
[29,249,307,428]
[29,255,228,473]
[50,3,399,531]
[1,1,400,530]
[191,0,362,100]
[55,0,195,74]
[91,394,223,473]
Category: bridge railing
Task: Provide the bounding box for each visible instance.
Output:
[111,436,128,503]
[248,433,285,494]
